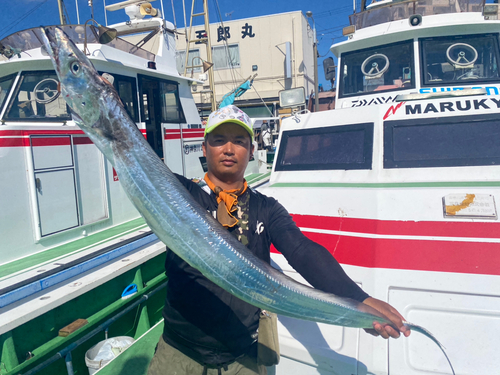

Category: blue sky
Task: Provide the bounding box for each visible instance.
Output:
[0,0,358,90]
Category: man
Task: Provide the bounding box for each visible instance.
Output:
[260,120,272,151]
[148,105,410,375]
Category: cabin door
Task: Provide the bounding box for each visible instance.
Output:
[31,135,79,237]
[139,76,164,159]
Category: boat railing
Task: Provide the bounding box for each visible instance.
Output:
[0,25,155,61]
[350,0,485,30]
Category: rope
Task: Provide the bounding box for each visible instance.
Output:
[211,0,238,89]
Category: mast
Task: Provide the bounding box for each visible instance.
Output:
[202,0,216,112]
[57,0,67,25]
[183,0,216,111]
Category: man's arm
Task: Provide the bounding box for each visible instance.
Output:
[267,200,367,299]
[267,199,410,339]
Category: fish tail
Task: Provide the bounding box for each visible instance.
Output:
[403,321,455,375]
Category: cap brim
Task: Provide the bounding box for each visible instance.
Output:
[204,119,254,138]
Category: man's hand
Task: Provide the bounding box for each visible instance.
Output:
[362,297,411,339]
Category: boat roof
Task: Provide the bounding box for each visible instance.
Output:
[0,20,199,83]
[0,24,155,61]
[350,0,485,30]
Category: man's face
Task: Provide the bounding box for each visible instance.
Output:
[203,123,254,183]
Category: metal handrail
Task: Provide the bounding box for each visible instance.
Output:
[22,280,168,375]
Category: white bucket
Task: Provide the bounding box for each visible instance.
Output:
[85,336,134,375]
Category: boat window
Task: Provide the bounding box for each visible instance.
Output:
[384,113,500,168]
[212,45,240,70]
[176,49,201,74]
[4,71,71,121]
[113,74,139,122]
[340,40,414,97]
[160,81,186,123]
[421,34,500,86]
[275,123,373,171]
[0,73,16,114]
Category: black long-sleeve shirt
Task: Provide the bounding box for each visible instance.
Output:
[161,174,369,366]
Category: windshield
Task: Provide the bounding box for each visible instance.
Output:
[340,40,415,97]
[0,74,16,114]
[0,26,155,61]
[384,113,500,169]
[275,123,374,171]
[421,34,500,86]
[4,71,71,121]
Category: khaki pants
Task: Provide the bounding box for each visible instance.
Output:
[147,336,267,375]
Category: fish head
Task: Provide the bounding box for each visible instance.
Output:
[41,27,116,138]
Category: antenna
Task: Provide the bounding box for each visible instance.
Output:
[88,0,95,20]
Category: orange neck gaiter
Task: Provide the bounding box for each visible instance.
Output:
[204,173,248,228]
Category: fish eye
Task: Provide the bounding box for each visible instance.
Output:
[71,62,81,75]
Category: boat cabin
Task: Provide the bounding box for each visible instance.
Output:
[335,0,499,109]
[265,1,500,374]
[0,5,212,373]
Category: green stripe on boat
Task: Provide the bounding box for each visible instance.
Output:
[0,218,147,279]
[270,181,500,188]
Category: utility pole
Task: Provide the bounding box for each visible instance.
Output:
[306,11,318,112]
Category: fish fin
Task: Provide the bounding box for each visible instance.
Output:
[404,321,455,375]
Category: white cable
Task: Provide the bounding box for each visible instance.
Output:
[75,0,81,24]
[102,0,107,26]
[170,0,176,27]
[182,0,188,43]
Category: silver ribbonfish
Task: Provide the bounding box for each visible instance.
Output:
[41,27,454,374]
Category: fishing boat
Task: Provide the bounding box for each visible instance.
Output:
[0,1,267,374]
[259,0,500,374]
[3,1,498,375]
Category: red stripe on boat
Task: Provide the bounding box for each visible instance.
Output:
[31,137,71,147]
[271,214,500,276]
[291,214,500,239]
